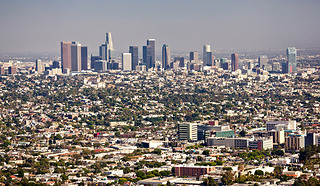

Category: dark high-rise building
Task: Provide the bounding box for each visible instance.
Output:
[147,39,155,69]
[219,58,226,68]
[94,60,107,72]
[305,133,316,147]
[52,61,60,69]
[143,45,152,69]
[190,51,199,63]
[91,55,101,70]
[287,47,297,73]
[71,42,81,72]
[99,44,108,61]
[282,62,288,74]
[162,44,170,70]
[129,46,139,71]
[174,57,185,68]
[8,66,17,74]
[222,62,229,70]
[203,45,212,66]
[61,41,72,71]
[81,46,88,70]
[231,53,239,71]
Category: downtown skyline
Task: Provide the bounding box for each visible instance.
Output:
[0,0,320,55]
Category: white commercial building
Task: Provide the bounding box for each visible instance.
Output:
[122,53,132,71]
[179,123,197,141]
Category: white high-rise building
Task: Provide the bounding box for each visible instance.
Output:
[106,32,113,51]
[36,59,44,73]
[122,53,132,71]
[99,32,114,62]
[179,123,197,141]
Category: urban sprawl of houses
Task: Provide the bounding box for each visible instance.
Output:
[0,44,320,186]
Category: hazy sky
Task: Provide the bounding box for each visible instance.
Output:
[0,0,319,55]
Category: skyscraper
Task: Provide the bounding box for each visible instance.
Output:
[61,41,72,71]
[0,67,4,75]
[258,55,268,69]
[91,55,101,70]
[8,66,16,75]
[231,53,239,71]
[99,44,108,61]
[94,60,107,72]
[36,59,44,73]
[147,39,156,69]
[282,62,288,74]
[106,32,113,51]
[61,41,87,72]
[122,53,132,71]
[71,42,81,72]
[162,44,170,70]
[203,45,212,66]
[99,32,114,62]
[129,46,138,71]
[143,45,152,69]
[106,32,114,62]
[81,46,88,70]
[287,47,297,73]
[190,51,199,63]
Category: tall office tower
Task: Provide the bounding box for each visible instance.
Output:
[122,53,132,71]
[143,45,152,69]
[129,46,138,71]
[91,55,101,70]
[106,32,115,62]
[203,45,212,66]
[71,42,81,72]
[258,55,268,69]
[36,59,44,73]
[231,53,239,71]
[81,46,88,70]
[190,51,199,63]
[147,39,156,69]
[8,66,16,74]
[106,32,113,51]
[287,47,297,73]
[61,41,72,71]
[0,67,5,75]
[99,44,108,61]
[162,44,170,70]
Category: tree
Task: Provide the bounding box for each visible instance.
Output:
[221,170,234,185]
[254,170,264,176]
[202,150,210,156]
[136,171,146,178]
[239,130,246,137]
[272,149,284,156]
[152,148,162,155]
[118,178,127,185]
[274,166,282,178]
[61,174,68,182]
[17,168,24,178]
[203,177,219,186]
